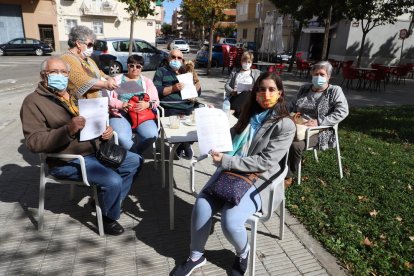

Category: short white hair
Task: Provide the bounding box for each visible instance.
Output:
[40,57,71,72]
[311,61,333,77]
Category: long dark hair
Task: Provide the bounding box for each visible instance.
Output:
[233,72,289,134]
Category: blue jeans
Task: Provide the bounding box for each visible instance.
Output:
[190,185,261,260]
[49,152,141,220]
[109,115,158,154]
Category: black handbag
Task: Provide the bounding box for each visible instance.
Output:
[94,139,126,169]
[203,171,259,206]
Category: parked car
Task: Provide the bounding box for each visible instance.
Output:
[0,38,53,56]
[218,38,237,46]
[242,41,257,52]
[156,37,166,44]
[169,39,190,53]
[276,51,292,63]
[195,44,225,67]
[92,38,169,73]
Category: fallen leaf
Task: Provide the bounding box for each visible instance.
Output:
[408,184,412,191]
[362,237,374,247]
[369,210,378,217]
[291,204,298,209]
[404,262,413,268]
[395,216,403,222]
[301,196,305,201]
[317,177,327,186]
[409,236,414,241]
[380,234,386,240]
[358,195,368,202]
[392,161,397,164]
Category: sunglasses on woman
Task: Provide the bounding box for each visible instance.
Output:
[128,64,143,69]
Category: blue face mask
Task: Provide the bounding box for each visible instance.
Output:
[47,74,68,91]
[312,75,327,88]
[169,60,182,70]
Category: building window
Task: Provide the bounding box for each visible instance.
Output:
[92,21,104,35]
[242,29,247,39]
[147,21,153,26]
[65,19,77,34]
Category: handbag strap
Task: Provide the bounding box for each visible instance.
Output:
[222,171,258,185]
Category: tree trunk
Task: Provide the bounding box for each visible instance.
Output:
[288,21,303,72]
[357,30,367,67]
[129,13,135,56]
[321,5,332,60]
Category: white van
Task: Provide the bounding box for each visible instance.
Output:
[219,38,237,46]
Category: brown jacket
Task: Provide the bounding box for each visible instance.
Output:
[20,83,95,164]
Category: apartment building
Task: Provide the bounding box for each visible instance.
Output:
[0,0,164,53]
[55,0,161,52]
[172,8,183,38]
[0,0,59,50]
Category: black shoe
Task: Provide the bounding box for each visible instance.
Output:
[231,252,249,276]
[103,217,124,236]
[174,256,206,276]
[182,144,193,160]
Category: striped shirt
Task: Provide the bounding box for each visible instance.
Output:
[153,65,194,114]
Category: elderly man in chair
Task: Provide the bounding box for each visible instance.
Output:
[20,57,141,235]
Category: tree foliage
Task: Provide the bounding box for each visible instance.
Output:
[161,23,173,36]
[344,0,414,65]
[270,0,346,70]
[181,0,237,74]
[117,0,161,54]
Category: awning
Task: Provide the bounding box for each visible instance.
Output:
[302,23,337,33]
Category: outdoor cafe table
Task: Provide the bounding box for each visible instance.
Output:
[160,114,237,230]
[253,61,275,71]
[353,67,378,89]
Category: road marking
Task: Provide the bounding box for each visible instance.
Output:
[0,84,35,94]
[0,79,16,84]
[0,119,15,130]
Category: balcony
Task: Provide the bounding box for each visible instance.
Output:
[80,0,118,17]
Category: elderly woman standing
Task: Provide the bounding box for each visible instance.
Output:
[225,51,261,118]
[285,61,349,187]
[61,26,118,98]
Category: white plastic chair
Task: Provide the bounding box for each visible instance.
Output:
[152,105,164,169]
[297,124,343,185]
[190,153,288,276]
[38,132,119,237]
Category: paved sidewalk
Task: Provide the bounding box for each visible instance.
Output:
[1,66,413,275]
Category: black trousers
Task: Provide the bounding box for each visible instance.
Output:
[287,134,319,178]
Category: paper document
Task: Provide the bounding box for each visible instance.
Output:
[177,72,198,99]
[195,107,233,155]
[236,83,253,93]
[115,80,144,95]
[78,97,109,141]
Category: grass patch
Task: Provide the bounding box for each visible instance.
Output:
[286,106,414,275]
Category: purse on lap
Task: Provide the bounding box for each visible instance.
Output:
[128,93,156,129]
[291,112,319,141]
[93,138,126,169]
[203,171,259,206]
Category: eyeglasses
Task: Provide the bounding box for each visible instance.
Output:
[170,55,183,60]
[128,64,143,69]
[80,41,94,48]
[45,69,69,77]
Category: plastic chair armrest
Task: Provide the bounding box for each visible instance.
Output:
[44,153,89,185]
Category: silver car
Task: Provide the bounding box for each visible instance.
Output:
[92,38,169,74]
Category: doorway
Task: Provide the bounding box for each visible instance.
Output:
[38,24,55,51]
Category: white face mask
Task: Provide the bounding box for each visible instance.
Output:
[242,62,252,71]
[82,46,93,58]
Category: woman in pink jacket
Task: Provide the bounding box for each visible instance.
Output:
[108,55,159,154]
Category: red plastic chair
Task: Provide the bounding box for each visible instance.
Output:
[328,59,340,74]
[390,65,409,85]
[269,63,285,75]
[295,59,310,78]
[341,66,360,89]
[222,45,237,74]
[363,70,385,91]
